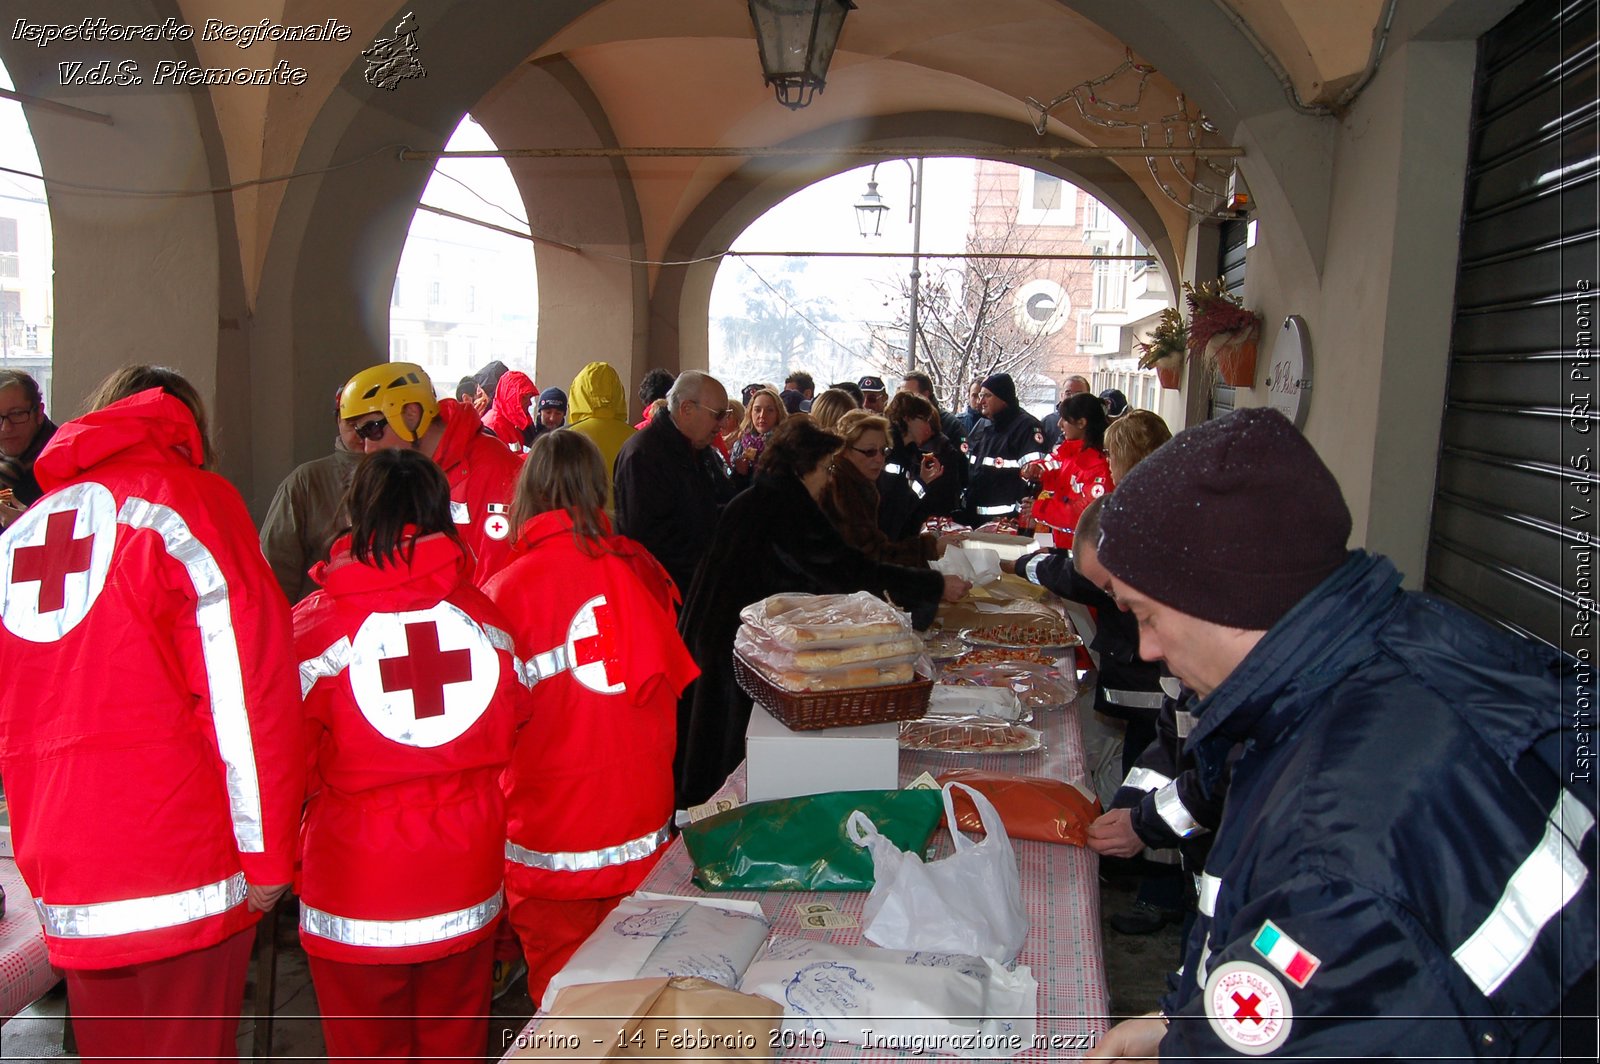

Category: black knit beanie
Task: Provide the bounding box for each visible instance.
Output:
[1097,407,1351,630]
[980,372,1018,407]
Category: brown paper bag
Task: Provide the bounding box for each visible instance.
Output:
[508,976,783,1061]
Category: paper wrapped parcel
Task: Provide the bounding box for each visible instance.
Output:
[512,976,782,1061]
[540,893,771,1013]
[739,937,1037,1057]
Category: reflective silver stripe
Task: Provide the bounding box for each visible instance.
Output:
[1174,708,1198,738]
[300,889,503,948]
[298,636,352,698]
[1018,451,1047,464]
[884,463,906,476]
[37,872,247,938]
[482,624,516,656]
[1023,553,1049,585]
[525,644,571,686]
[978,456,1022,469]
[975,503,1019,516]
[1159,675,1184,700]
[910,479,926,498]
[505,822,671,873]
[119,498,264,853]
[1197,934,1214,984]
[1123,767,1173,793]
[1103,687,1167,710]
[1197,872,1223,917]
[1154,782,1201,838]
[450,500,470,524]
[1453,789,1595,995]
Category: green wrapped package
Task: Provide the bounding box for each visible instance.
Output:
[682,789,943,892]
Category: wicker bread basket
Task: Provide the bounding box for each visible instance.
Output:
[733,648,934,731]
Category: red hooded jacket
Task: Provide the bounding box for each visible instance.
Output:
[481,371,538,451]
[483,511,698,900]
[430,398,522,584]
[0,389,303,970]
[1033,438,1113,548]
[292,531,529,965]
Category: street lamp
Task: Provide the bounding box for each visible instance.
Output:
[854,158,925,373]
[747,0,856,110]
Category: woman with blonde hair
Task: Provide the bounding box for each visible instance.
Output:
[806,387,858,431]
[484,430,698,1005]
[1104,409,1173,483]
[729,386,786,482]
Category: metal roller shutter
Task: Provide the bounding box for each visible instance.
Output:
[1427,0,1599,649]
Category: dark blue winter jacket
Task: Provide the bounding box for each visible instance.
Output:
[1159,551,1595,1060]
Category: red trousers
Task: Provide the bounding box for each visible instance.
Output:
[65,926,254,1064]
[308,934,493,1064]
[505,891,625,1005]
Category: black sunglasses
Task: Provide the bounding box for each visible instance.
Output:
[852,446,891,458]
[351,419,389,442]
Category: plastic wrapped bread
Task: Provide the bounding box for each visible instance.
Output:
[739,937,1037,1057]
[540,893,771,1012]
[739,591,913,649]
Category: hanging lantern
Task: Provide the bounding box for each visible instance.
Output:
[747,0,856,110]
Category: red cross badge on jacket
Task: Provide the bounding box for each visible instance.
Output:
[349,602,499,747]
[0,483,117,643]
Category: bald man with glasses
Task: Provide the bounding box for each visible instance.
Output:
[613,370,737,596]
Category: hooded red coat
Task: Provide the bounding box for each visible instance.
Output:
[481,371,538,451]
[292,531,529,964]
[483,511,698,900]
[0,388,303,970]
[430,398,522,584]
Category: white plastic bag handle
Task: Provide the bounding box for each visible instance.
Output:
[940,781,1006,852]
[846,809,879,847]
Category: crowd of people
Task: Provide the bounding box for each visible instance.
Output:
[0,356,1590,1063]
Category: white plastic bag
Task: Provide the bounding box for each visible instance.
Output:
[847,782,1028,964]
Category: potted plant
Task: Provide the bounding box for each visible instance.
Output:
[1136,307,1188,389]
[1185,277,1262,387]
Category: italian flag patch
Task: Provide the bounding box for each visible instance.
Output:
[1251,920,1320,988]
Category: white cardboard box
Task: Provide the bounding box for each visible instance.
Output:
[744,702,901,802]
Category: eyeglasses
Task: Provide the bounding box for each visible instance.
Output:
[693,401,733,421]
[350,419,389,442]
[851,446,891,458]
[0,405,37,426]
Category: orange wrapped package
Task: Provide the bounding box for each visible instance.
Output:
[936,767,1102,846]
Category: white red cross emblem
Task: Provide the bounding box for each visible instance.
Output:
[566,594,624,694]
[1204,960,1293,1055]
[483,503,510,541]
[0,482,117,643]
[348,602,499,747]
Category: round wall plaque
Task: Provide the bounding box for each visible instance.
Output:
[1266,315,1312,429]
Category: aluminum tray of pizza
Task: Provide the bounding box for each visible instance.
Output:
[898,716,1044,755]
[959,619,1080,649]
[951,645,1062,669]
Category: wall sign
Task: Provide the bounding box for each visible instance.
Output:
[1266,315,1312,429]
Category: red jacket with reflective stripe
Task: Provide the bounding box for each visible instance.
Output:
[430,399,521,585]
[1033,438,1113,548]
[292,532,529,964]
[483,511,699,900]
[0,389,303,970]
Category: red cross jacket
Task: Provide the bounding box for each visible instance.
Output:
[430,399,522,585]
[0,389,303,970]
[1032,438,1113,548]
[483,511,699,901]
[292,531,530,965]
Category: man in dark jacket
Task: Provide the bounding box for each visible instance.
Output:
[963,371,1047,526]
[613,371,735,595]
[0,369,57,529]
[1088,408,1595,1063]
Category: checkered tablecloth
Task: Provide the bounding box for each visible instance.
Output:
[0,859,57,1021]
[506,699,1109,1061]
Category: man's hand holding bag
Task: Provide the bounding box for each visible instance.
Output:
[846,781,1029,965]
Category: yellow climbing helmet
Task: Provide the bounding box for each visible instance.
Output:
[339,362,439,442]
